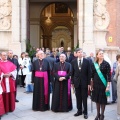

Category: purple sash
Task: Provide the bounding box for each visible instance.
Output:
[58,71,67,76]
[58,71,71,106]
[35,71,48,104]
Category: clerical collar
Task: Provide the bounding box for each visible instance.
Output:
[9,57,13,60]
[60,61,65,64]
[60,62,65,70]
[39,59,43,61]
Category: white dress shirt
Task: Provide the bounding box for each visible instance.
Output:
[77,57,83,69]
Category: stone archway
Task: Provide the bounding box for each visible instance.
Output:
[40,2,74,50]
[52,26,72,50]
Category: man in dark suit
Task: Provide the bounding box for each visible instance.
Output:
[71,48,91,119]
[45,52,55,92]
[8,50,19,102]
[66,50,74,63]
[87,52,95,63]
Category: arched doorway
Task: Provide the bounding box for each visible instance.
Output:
[52,26,72,50]
[40,2,74,50]
[29,1,77,50]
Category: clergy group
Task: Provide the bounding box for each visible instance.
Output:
[31,48,91,119]
[1,47,112,120]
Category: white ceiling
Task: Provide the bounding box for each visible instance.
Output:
[30,0,76,2]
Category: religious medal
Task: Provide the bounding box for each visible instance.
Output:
[40,67,42,71]
[79,67,81,70]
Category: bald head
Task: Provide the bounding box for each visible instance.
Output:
[59,54,66,62]
[90,52,94,57]
[1,52,7,61]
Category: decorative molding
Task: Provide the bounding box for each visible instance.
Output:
[0,0,12,31]
[52,29,71,48]
[93,0,110,30]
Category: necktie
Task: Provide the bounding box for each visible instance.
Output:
[79,60,82,69]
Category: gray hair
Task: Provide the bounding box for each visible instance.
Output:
[75,48,82,53]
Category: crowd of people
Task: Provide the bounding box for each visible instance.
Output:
[0,46,120,120]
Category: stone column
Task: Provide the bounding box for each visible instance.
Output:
[10,0,21,55]
[74,18,78,47]
[77,0,84,48]
[42,35,47,48]
[20,0,28,52]
[77,0,95,55]
[82,0,95,55]
[42,35,52,49]
[12,0,20,42]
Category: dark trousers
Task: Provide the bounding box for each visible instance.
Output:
[50,76,55,92]
[15,80,17,99]
[111,79,117,101]
[75,85,88,114]
[15,74,18,99]
[20,75,26,87]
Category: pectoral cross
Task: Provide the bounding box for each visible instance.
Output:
[40,67,42,71]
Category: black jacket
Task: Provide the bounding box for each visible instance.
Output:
[8,58,19,71]
[71,58,91,88]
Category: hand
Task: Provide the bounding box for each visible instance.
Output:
[88,85,91,91]
[71,84,74,88]
[59,77,63,81]
[106,86,109,92]
[90,80,93,91]
[61,77,65,80]
[3,73,11,77]
[20,66,24,69]
[90,85,93,91]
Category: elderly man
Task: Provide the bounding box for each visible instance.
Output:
[8,50,19,102]
[0,52,17,114]
[51,53,72,112]
[32,50,50,111]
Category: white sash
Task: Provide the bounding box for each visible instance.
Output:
[5,78,10,93]
[0,73,4,94]
[0,84,3,94]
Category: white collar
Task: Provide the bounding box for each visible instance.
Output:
[77,57,83,62]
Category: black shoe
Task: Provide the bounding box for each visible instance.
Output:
[111,100,116,103]
[100,115,104,120]
[15,99,19,102]
[84,114,88,119]
[24,91,29,94]
[74,112,82,116]
[95,114,100,120]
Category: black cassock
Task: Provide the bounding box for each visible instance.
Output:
[51,62,73,112]
[32,59,50,111]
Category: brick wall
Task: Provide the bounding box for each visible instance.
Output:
[106,0,120,47]
[116,0,120,47]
